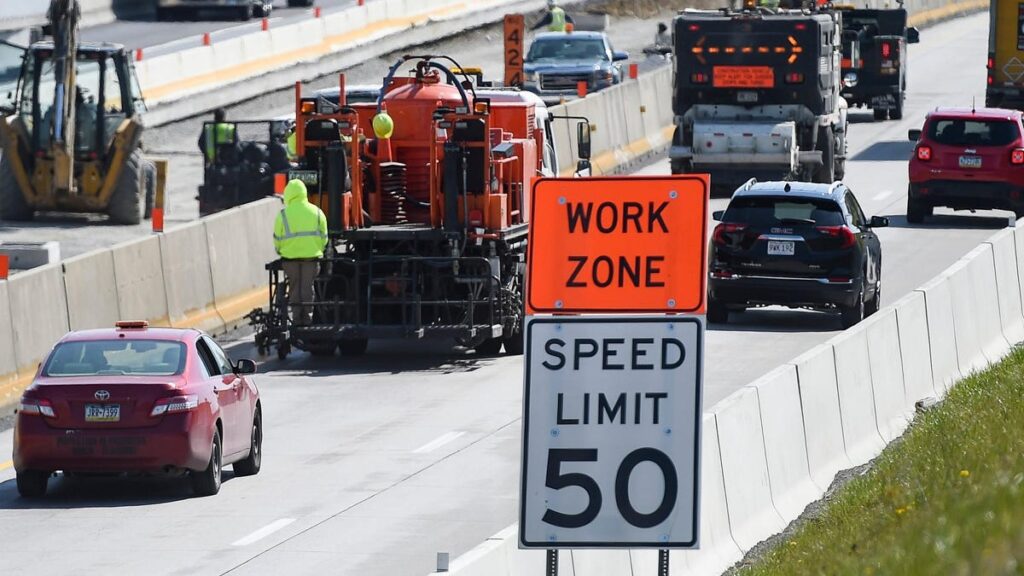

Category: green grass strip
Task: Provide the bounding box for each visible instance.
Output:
[739,346,1024,576]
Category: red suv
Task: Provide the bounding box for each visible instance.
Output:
[907,107,1024,223]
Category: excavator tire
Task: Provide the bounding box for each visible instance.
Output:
[108,148,144,225]
[0,156,33,221]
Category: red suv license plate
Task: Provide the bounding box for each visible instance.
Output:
[959,155,982,169]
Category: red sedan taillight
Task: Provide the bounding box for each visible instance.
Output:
[1011,148,1024,165]
[18,398,56,418]
[916,145,932,161]
[150,395,198,417]
[816,225,857,249]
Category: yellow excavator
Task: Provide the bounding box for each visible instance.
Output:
[0,0,162,224]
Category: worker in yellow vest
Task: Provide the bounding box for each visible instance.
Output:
[197,108,237,165]
[274,179,329,326]
[531,0,574,32]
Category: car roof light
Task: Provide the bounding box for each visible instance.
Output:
[116,321,149,329]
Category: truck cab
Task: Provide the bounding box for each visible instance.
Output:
[836,6,919,121]
[669,8,847,189]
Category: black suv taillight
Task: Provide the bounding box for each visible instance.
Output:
[713,223,747,246]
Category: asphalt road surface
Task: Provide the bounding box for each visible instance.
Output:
[0,11,1002,576]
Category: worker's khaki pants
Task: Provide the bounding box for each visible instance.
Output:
[282,259,319,326]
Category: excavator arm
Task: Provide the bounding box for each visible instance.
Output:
[45,0,81,195]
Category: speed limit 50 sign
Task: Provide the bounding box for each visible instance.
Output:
[519,316,702,548]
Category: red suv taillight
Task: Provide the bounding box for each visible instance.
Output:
[18,398,55,418]
[916,145,932,161]
[150,395,198,417]
[712,223,746,245]
[816,225,857,249]
[1011,149,1024,165]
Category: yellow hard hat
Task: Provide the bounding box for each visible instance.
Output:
[372,112,395,139]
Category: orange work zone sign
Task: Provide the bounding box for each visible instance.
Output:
[526,176,710,315]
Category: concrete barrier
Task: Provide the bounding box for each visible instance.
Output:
[0,281,18,405]
[863,308,911,442]
[916,275,961,393]
[965,243,1012,364]
[791,344,851,492]
[713,387,785,551]
[111,235,170,326]
[945,258,987,375]
[62,250,120,331]
[893,290,938,403]
[673,413,743,575]
[750,364,821,523]
[987,228,1024,346]
[7,263,69,377]
[831,327,886,465]
[160,220,222,333]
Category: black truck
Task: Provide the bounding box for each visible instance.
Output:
[837,6,919,120]
[669,7,848,189]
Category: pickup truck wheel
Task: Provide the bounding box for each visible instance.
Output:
[873,108,888,121]
[707,297,728,324]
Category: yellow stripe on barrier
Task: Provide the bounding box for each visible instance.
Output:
[559,124,674,177]
[0,460,12,472]
[143,2,468,102]
[907,0,989,28]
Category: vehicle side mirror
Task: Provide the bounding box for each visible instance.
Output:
[613,50,630,62]
[908,129,922,141]
[712,210,725,221]
[234,358,257,375]
[575,159,592,177]
[577,121,592,161]
[870,216,889,228]
[906,27,920,44]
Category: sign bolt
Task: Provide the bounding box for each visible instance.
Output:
[665,427,672,435]
[660,534,670,542]
[669,190,678,199]
[558,196,567,205]
[555,300,564,309]
[667,299,676,308]
[551,428,560,437]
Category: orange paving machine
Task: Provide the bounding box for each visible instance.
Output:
[250,55,591,359]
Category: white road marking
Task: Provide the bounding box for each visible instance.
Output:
[873,190,893,201]
[413,431,466,454]
[231,518,296,547]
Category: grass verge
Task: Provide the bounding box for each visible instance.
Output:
[737,346,1024,576]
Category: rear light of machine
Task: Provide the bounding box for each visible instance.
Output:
[710,269,734,279]
[987,54,995,70]
[784,72,804,84]
[1011,149,1024,165]
[688,24,700,31]
[794,23,807,30]
[916,145,932,161]
[816,225,856,249]
[712,223,746,245]
[18,398,55,418]
[880,41,893,59]
[691,72,709,84]
[469,209,484,227]
[827,276,852,284]
[150,395,198,417]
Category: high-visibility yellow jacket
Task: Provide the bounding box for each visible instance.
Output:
[202,123,236,162]
[548,7,567,32]
[273,180,328,259]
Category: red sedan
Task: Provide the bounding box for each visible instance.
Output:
[13,321,262,497]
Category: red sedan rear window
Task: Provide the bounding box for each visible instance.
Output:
[927,119,1019,147]
[43,340,186,377]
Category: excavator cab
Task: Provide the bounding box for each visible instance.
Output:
[0,0,160,225]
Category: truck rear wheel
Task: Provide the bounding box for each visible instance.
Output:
[890,95,904,120]
[0,157,33,221]
[108,149,144,225]
[814,128,835,184]
[873,108,888,121]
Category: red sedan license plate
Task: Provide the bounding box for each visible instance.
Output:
[85,404,120,422]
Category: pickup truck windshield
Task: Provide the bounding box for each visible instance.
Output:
[527,38,607,62]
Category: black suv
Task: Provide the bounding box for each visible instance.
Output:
[708,180,887,328]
